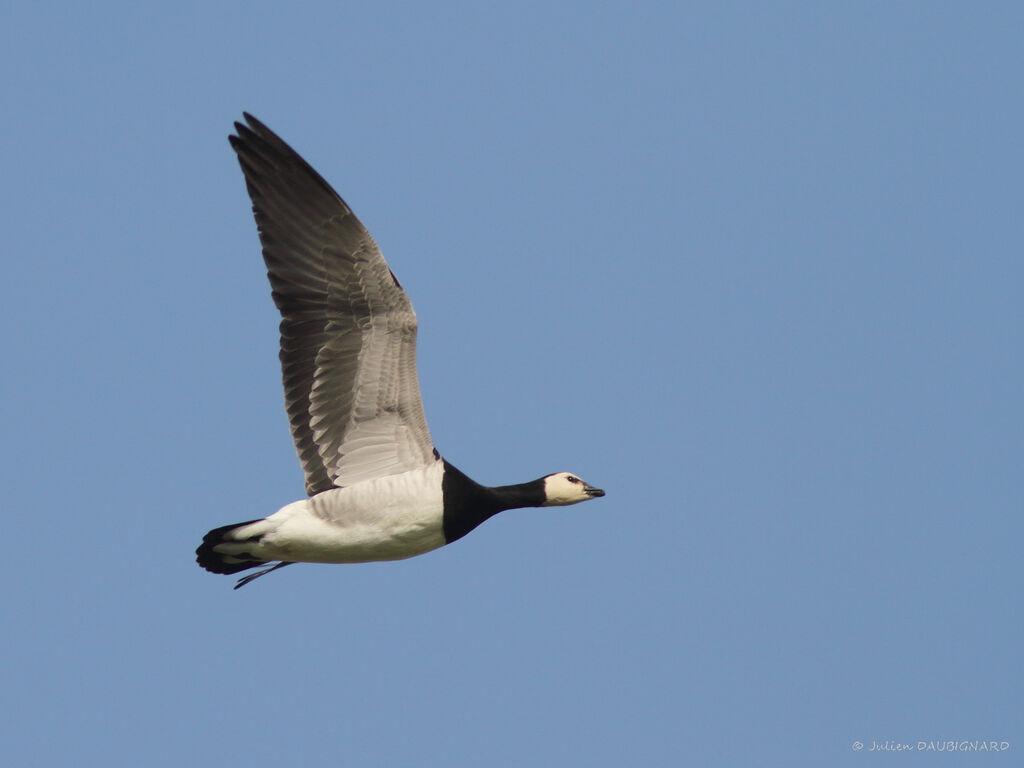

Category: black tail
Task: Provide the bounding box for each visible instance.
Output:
[195,519,268,574]
[196,519,296,588]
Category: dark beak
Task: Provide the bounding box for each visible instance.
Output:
[584,485,605,498]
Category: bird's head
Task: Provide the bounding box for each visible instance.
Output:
[541,472,606,506]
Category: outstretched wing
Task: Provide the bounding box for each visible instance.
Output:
[229,113,437,495]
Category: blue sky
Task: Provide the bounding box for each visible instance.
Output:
[2,2,1020,765]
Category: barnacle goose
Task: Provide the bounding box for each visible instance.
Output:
[196,114,604,588]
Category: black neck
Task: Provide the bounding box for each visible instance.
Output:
[489,480,547,511]
[441,460,546,544]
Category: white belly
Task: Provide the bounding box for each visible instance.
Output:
[251,463,446,564]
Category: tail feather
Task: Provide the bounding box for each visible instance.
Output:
[196,519,295,589]
[196,518,266,574]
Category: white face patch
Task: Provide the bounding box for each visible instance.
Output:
[542,472,604,506]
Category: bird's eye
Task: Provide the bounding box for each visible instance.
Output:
[567,476,580,484]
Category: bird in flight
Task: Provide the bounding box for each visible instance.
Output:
[196,114,604,588]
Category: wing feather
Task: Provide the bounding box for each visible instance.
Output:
[229,114,436,495]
